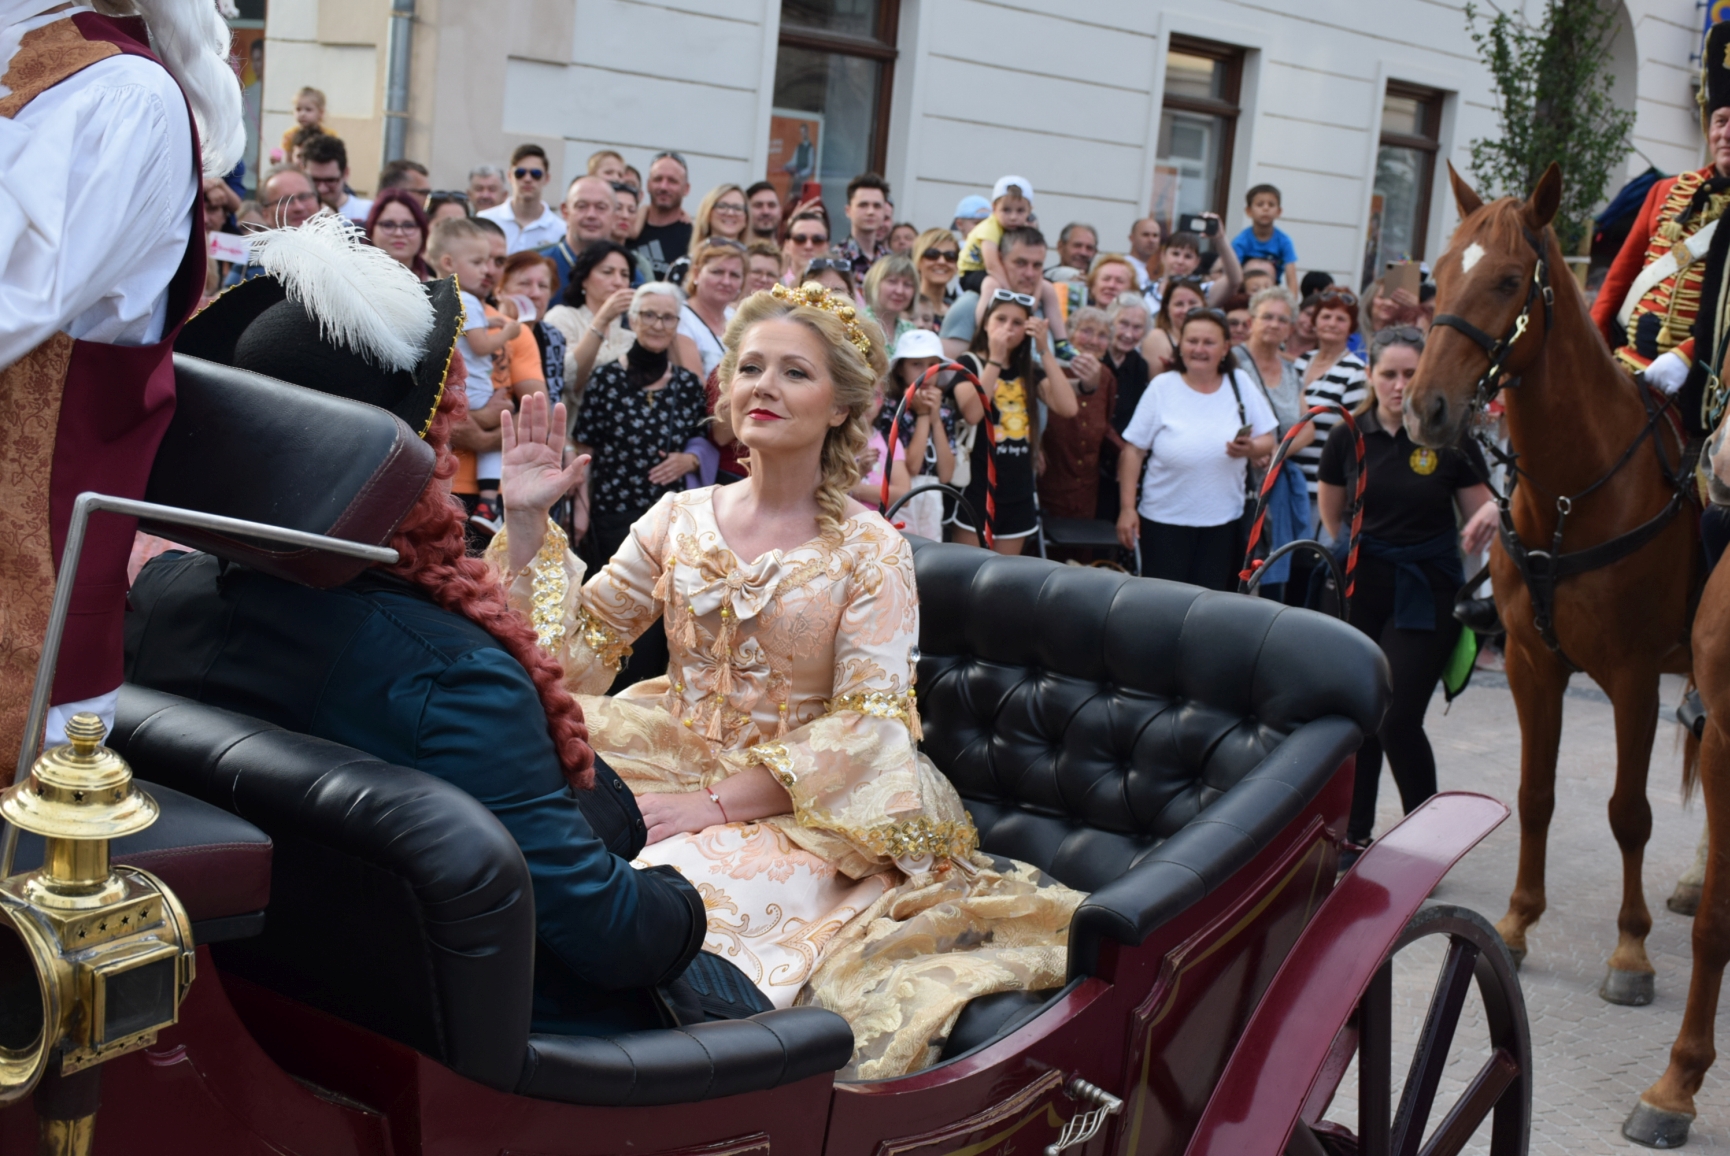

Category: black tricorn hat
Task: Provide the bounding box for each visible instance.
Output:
[177,215,463,438]
[1703,21,1730,133]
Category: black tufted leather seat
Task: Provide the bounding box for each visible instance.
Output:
[109,686,855,1107]
[908,542,1387,981]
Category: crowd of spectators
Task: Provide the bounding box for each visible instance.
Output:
[213,107,1464,585]
[201,86,1488,861]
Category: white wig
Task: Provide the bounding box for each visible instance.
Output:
[95,0,245,177]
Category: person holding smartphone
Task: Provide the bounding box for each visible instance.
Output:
[1115,308,1276,591]
[1146,212,1243,315]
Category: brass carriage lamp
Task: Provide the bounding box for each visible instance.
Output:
[0,712,195,1144]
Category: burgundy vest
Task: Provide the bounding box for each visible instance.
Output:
[0,12,205,776]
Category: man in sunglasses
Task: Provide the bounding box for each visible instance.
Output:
[478,143,565,254]
[302,134,372,223]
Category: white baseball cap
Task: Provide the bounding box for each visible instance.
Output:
[890,328,944,367]
[992,175,1034,204]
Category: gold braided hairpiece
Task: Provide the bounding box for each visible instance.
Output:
[770,281,873,363]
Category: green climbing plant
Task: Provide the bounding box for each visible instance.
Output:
[1464,0,1637,250]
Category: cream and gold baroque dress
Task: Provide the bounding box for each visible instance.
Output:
[488,487,1082,1078]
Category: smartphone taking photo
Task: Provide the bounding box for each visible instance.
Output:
[1179,213,1220,237]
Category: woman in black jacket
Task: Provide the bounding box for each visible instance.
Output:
[1316,327,1498,867]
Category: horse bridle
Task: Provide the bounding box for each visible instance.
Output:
[1430,224,1690,668]
[1430,226,1555,410]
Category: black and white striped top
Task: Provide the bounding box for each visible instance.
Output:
[1291,348,1367,495]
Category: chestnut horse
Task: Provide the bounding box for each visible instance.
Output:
[1405,164,1698,1011]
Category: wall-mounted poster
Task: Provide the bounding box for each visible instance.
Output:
[229,25,266,190]
[766,110,822,203]
[1362,193,1385,291]
[1149,164,1181,233]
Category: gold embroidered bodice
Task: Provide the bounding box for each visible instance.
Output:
[489,487,977,876]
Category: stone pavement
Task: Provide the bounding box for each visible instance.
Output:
[1319,671,1720,1152]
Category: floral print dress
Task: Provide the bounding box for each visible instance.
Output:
[489,487,1082,1077]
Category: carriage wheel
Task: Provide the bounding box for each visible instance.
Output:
[1288,903,1532,1156]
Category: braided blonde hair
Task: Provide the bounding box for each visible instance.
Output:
[717,287,889,542]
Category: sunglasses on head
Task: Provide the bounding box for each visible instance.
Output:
[922,246,959,262]
[514,167,545,181]
[430,190,470,202]
[804,257,852,276]
[1317,289,1358,308]
[1373,325,1425,348]
[991,289,1036,308]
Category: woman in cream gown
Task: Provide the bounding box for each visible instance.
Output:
[489,284,1082,1079]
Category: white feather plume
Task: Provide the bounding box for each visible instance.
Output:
[252,213,435,373]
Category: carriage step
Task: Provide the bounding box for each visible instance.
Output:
[1678,689,1707,740]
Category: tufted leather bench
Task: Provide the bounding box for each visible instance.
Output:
[910,542,1386,1056]
[109,687,854,1107]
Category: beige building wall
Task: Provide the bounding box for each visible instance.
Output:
[262,0,1705,280]
[266,0,782,199]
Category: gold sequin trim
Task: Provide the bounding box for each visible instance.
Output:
[828,691,922,740]
[576,606,632,671]
[859,816,979,862]
[528,518,570,651]
[749,741,796,786]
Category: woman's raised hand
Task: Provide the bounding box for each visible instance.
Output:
[596,287,636,326]
[501,391,588,520]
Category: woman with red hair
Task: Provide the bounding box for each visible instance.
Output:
[129,215,736,1034]
[364,187,432,280]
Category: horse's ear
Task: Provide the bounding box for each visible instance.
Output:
[1526,162,1563,229]
[1448,161,1484,217]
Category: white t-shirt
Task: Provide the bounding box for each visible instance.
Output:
[457,289,503,479]
[1122,369,1277,527]
[679,303,734,378]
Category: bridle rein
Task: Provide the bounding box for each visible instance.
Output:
[1431,223,1691,668]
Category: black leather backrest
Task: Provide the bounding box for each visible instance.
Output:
[146,356,435,588]
[110,685,534,1092]
[910,543,1386,893]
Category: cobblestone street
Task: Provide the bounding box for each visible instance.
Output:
[1319,670,1719,1152]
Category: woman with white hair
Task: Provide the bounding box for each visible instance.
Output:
[0,0,244,752]
[571,282,710,570]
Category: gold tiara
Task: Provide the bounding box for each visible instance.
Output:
[770,281,873,363]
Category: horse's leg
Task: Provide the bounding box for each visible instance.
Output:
[1601,664,1662,1005]
[1671,826,1709,918]
[1625,715,1730,1146]
[1495,632,1571,963]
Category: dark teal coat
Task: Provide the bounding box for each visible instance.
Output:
[125,552,704,1035]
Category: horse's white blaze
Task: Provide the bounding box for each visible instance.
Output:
[1461,241,1485,273]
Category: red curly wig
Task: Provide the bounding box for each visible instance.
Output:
[386,367,595,789]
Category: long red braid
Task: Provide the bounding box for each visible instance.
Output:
[386,379,595,789]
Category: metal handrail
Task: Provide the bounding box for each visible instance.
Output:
[1,492,399,876]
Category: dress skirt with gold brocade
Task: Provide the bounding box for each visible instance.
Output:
[489,488,1083,1078]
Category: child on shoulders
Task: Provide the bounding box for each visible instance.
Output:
[961,176,1071,357]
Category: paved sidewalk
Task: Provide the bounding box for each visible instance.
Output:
[1321,671,1721,1153]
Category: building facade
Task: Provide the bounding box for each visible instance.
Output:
[258,0,1703,285]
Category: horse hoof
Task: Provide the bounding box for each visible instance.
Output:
[1602,967,1657,1006]
[1624,1098,1694,1148]
[1668,883,1702,917]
